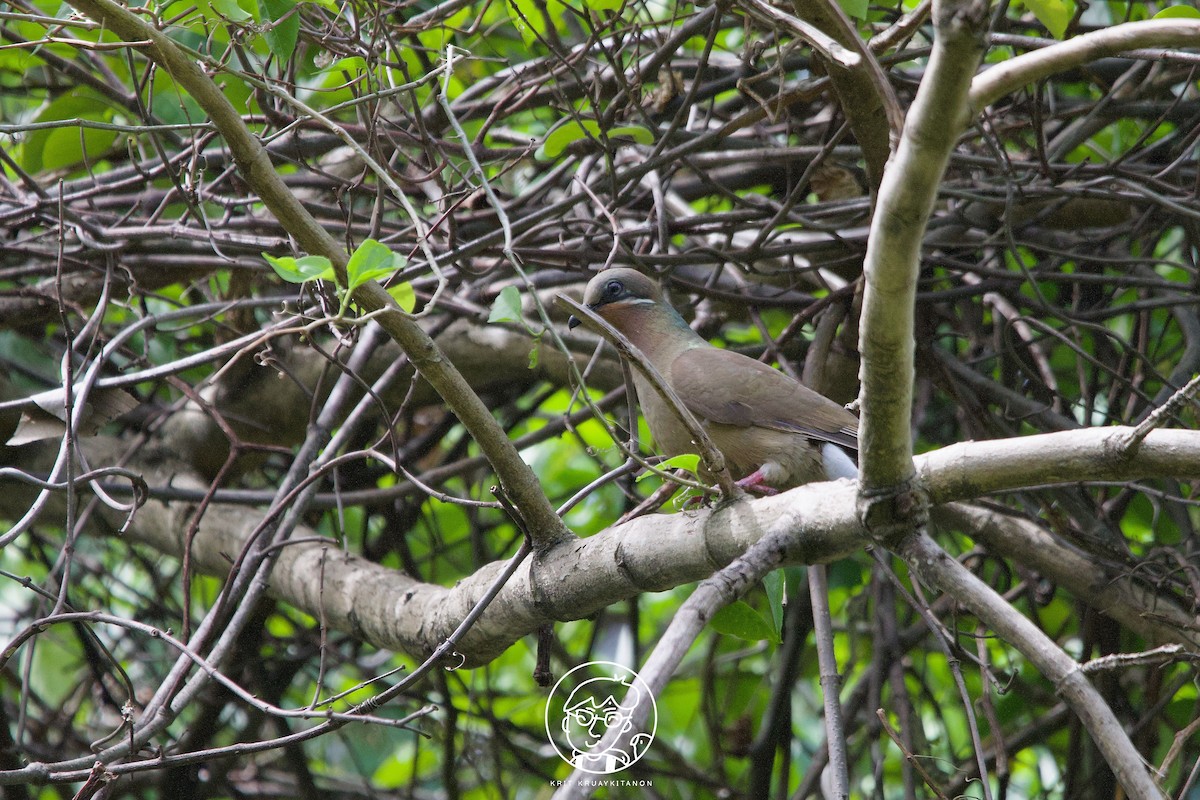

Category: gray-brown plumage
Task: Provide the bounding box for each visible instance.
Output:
[569,269,859,493]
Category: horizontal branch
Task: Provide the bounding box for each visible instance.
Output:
[970,20,1200,110]
[919,426,1200,503]
[46,425,1199,665]
[94,436,864,666]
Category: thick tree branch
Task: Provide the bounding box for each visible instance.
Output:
[5,0,1200,792]
[857,0,988,519]
[970,21,1200,111]
[920,427,1200,502]
[25,426,1194,667]
[97,437,863,666]
[160,320,617,477]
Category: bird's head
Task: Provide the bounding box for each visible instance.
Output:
[568,269,665,330]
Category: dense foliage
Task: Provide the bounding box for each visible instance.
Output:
[1,0,1199,797]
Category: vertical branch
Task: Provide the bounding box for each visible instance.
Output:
[894,531,1165,800]
[856,0,987,524]
[808,564,849,798]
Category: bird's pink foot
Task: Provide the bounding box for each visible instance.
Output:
[735,470,779,496]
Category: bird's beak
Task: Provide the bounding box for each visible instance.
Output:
[568,303,597,330]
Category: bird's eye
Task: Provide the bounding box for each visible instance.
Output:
[604,280,623,298]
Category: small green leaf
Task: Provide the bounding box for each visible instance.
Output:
[22,88,118,173]
[30,635,84,706]
[506,0,539,45]
[209,0,253,21]
[763,570,785,637]
[537,119,599,161]
[710,601,779,643]
[388,282,416,313]
[352,266,399,288]
[535,119,654,161]
[1021,0,1072,38]
[258,0,300,61]
[1153,5,1200,18]
[528,332,542,369]
[828,557,865,590]
[610,125,655,144]
[834,0,868,19]
[583,0,623,10]
[264,253,334,283]
[488,285,525,324]
[346,239,402,291]
[661,453,701,474]
[636,453,701,481]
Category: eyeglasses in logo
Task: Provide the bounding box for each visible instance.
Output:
[544,661,657,774]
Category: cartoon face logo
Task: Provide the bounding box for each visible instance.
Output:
[545,661,657,774]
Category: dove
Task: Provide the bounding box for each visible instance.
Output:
[569,269,858,494]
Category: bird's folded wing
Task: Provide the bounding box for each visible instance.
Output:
[670,347,859,450]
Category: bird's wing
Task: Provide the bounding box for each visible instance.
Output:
[670,347,859,450]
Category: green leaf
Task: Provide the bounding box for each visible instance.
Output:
[636,453,701,482]
[1021,0,1072,38]
[346,239,402,291]
[583,0,623,10]
[208,0,253,21]
[827,557,865,590]
[537,119,599,161]
[257,0,300,61]
[610,125,654,143]
[710,601,779,643]
[22,88,118,173]
[388,282,416,313]
[263,253,334,283]
[661,453,701,473]
[506,0,563,47]
[834,0,868,19]
[31,634,84,707]
[1153,5,1200,18]
[479,283,547,366]
[763,570,785,637]
[488,285,525,324]
[535,119,654,161]
[528,332,542,369]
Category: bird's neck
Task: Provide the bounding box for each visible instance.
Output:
[604,302,706,368]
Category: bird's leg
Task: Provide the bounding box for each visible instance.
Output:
[734,469,779,496]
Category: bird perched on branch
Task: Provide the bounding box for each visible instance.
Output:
[568,269,858,495]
